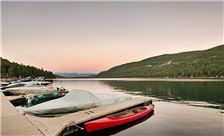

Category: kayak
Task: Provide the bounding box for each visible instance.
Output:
[84,105,154,132]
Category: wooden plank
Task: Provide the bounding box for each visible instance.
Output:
[0,93,43,136]
[27,96,151,136]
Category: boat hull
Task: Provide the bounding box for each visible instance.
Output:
[5,86,59,95]
[84,105,154,132]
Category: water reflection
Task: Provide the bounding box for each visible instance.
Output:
[51,79,223,136]
[103,81,224,109]
[73,112,154,136]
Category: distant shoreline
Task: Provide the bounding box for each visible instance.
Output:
[46,77,224,82]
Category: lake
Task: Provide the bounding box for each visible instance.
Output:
[51,78,224,136]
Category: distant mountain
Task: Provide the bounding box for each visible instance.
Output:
[1,57,55,78]
[97,44,224,78]
[55,72,96,78]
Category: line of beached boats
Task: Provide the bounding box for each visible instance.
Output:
[1,77,154,133]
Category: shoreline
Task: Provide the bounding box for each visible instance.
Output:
[47,77,224,82]
[2,77,224,82]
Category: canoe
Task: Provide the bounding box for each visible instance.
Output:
[84,105,154,132]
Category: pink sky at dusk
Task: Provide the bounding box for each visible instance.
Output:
[1,1,223,73]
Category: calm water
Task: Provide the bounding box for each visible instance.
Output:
[51,78,224,136]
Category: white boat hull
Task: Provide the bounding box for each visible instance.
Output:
[5,86,57,95]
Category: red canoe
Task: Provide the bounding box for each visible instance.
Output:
[84,105,154,132]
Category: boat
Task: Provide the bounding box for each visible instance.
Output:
[5,86,64,95]
[1,81,50,90]
[26,90,68,106]
[10,77,32,84]
[24,89,132,116]
[0,81,9,87]
[8,89,68,106]
[84,105,154,132]
[1,82,29,90]
[32,77,51,86]
[1,78,51,90]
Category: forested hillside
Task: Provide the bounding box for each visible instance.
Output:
[97,44,224,78]
[1,57,55,78]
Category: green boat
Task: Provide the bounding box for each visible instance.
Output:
[26,88,68,106]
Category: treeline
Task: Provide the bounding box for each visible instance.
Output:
[97,44,224,78]
[1,57,55,78]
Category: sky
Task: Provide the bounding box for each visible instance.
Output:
[1,1,223,73]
